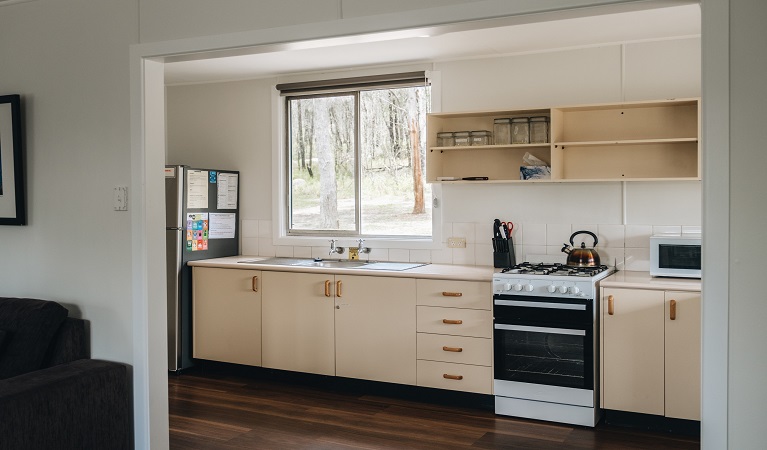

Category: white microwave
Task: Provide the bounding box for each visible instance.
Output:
[650,233,701,278]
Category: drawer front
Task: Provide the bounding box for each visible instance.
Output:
[417,333,492,366]
[417,306,492,338]
[417,360,492,394]
[417,279,491,309]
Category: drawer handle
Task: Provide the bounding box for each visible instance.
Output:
[670,299,677,320]
[443,374,463,380]
[442,291,463,297]
[324,280,331,297]
[336,280,342,298]
[442,319,463,325]
[442,346,463,352]
[251,276,259,292]
[608,295,614,315]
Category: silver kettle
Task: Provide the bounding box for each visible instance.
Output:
[561,230,601,267]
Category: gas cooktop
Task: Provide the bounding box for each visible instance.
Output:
[500,262,611,278]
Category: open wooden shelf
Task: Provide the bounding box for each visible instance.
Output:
[426,98,700,183]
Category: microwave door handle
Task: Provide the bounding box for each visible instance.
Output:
[494,299,586,310]
[494,324,586,336]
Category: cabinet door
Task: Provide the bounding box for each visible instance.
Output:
[665,290,701,420]
[335,275,416,385]
[192,267,262,366]
[601,288,665,415]
[261,271,335,375]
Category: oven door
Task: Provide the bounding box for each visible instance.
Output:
[493,296,593,391]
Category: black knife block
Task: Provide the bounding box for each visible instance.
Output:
[492,237,516,268]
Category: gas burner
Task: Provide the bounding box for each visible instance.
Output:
[501,262,610,278]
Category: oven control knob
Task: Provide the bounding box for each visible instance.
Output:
[547,285,557,293]
[558,285,568,294]
[569,286,580,295]
[513,283,523,291]
[524,284,534,292]
[504,283,512,291]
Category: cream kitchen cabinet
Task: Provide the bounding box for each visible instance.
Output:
[261,271,417,384]
[192,267,262,366]
[601,287,701,420]
[335,275,416,385]
[415,279,493,394]
[261,271,336,376]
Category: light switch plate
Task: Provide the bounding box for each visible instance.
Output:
[113,186,128,211]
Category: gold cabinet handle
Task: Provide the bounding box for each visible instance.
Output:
[442,346,463,353]
[442,319,463,325]
[336,280,342,298]
[608,295,614,315]
[443,374,463,380]
[670,299,677,320]
[324,280,331,297]
[251,276,259,292]
[442,291,463,297]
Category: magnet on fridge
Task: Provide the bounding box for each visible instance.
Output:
[209,171,217,183]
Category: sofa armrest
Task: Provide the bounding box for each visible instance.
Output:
[0,359,131,450]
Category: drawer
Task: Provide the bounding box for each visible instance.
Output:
[417,333,492,366]
[417,306,492,338]
[417,279,491,309]
[417,360,492,394]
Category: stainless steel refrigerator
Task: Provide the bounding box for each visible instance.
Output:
[165,165,240,372]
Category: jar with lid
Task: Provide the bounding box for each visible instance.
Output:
[437,132,454,147]
[470,130,492,146]
[453,131,471,147]
[529,116,549,143]
[493,118,511,145]
[511,117,530,144]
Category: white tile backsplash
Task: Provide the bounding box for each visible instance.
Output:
[367,247,389,262]
[241,219,259,238]
[453,244,476,265]
[409,249,431,263]
[275,246,294,258]
[293,246,312,258]
[430,248,453,264]
[546,224,571,246]
[520,222,546,246]
[625,248,651,271]
[653,225,682,235]
[442,222,453,243]
[475,243,493,267]
[625,225,653,248]
[598,224,625,248]
[258,220,272,238]
[241,237,259,256]
[258,238,276,257]
[389,248,410,262]
[682,225,702,234]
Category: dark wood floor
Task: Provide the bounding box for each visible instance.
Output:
[168,368,700,449]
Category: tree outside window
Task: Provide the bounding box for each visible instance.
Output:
[287,84,431,237]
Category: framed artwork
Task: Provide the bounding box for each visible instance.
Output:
[0,94,25,225]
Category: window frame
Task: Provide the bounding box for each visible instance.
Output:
[274,72,441,248]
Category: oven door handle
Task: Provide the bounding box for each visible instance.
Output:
[494,324,586,336]
[494,299,586,310]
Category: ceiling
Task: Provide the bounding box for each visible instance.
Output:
[164,4,700,86]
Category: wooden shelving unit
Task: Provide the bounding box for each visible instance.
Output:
[426,98,700,183]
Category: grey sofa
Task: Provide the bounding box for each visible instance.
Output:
[0,297,131,450]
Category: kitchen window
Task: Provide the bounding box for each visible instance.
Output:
[278,72,432,238]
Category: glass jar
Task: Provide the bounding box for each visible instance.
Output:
[493,118,511,145]
[453,131,471,147]
[470,130,492,146]
[529,116,549,143]
[437,132,454,147]
[511,118,530,144]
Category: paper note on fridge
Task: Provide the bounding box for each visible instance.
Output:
[186,170,209,209]
[217,173,239,210]
[209,213,236,239]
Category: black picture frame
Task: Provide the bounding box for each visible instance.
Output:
[0,94,26,225]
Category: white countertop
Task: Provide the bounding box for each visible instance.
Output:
[188,255,495,282]
[601,271,701,292]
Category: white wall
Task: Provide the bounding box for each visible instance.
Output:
[167,38,701,269]
[0,0,137,360]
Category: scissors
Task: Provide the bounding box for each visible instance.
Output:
[500,221,513,238]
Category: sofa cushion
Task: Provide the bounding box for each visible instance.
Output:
[0,298,68,379]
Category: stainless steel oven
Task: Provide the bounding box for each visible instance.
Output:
[493,263,613,427]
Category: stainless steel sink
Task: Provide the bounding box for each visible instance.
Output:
[292,259,369,268]
[237,257,426,271]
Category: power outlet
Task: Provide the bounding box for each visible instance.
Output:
[447,237,466,248]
